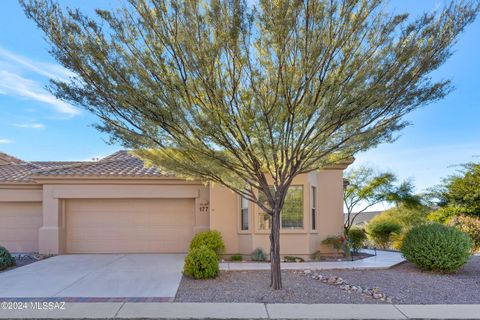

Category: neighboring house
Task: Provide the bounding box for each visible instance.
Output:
[0,151,351,258]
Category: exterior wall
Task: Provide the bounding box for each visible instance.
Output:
[209,170,345,258]
[37,180,210,254]
[0,185,43,252]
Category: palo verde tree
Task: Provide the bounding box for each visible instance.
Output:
[343,166,421,235]
[21,0,478,289]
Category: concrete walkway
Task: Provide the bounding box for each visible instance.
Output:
[1,303,480,319]
[221,250,405,271]
[0,254,184,298]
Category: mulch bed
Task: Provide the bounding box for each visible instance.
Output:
[175,256,480,304]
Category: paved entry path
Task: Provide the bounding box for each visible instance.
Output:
[0,254,185,299]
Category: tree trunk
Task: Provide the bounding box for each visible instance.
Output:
[270,207,282,289]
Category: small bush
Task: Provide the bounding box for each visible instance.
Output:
[189,230,224,255]
[251,248,267,261]
[321,235,346,253]
[427,207,464,223]
[183,246,219,279]
[390,231,407,251]
[230,254,242,261]
[366,217,402,249]
[284,256,304,262]
[347,228,367,253]
[400,223,472,273]
[448,215,480,252]
[0,247,15,271]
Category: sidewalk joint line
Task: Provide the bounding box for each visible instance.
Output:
[113,301,126,318]
[264,303,270,319]
[392,304,409,319]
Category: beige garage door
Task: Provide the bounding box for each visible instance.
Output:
[0,202,42,253]
[65,198,195,253]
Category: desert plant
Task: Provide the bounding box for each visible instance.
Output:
[183,245,219,279]
[348,228,367,253]
[284,256,304,262]
[400,223,472,272]
[448,215,480,252]
[251,248,267,262]
[230,254,242,261]
[189,230,224,256]
[427,207,464,223]
[321,235,346,254]
[0,247,15,271]
[366,216,402,249]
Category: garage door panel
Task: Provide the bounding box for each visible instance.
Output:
[0,202,42,252]
[66,199,195,253]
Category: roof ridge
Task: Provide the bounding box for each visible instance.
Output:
[0,152,25,165]
[31,156,139,175]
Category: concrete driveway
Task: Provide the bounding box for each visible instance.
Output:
[0,254,185,298]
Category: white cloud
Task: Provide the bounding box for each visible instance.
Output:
[0,47,74,81]
[0,139,14,144]
[13,123,45,129]
[0,70,79,117]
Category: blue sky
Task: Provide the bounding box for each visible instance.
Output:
[0,0,479,195]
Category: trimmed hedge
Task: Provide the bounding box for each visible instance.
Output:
[0,246,15,271]
[189,230,224,255]
[400,223,472,272]
[183,245,219,279]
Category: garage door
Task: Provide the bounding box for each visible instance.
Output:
[65,198,195,253]
[0,202,42,252]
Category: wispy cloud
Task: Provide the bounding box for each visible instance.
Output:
[0,47,74,81]
[13,122,45,129]
[0,46,80,117]
[0,70,79,116]
[0,139,14,144]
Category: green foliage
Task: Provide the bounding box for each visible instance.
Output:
[400,223,472,272]
[379,205,430,229]
[365,216,402,249]
[344,166,422,233]
[230,254,242,261]
[189,230,224,256]
[251,248,267,262]
[348,228,367,253]
[448,215,480,252]
[284,256,305,262]
[183,246,219,279]
[0,247,15,271]
[429,162,480,219]
[322,235,346,253]
[428,206,465,223]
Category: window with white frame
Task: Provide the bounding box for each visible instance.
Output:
[311,186,317,230]
[258,186,304,230]
[241,196,249,231]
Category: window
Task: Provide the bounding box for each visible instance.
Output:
[240,197,249,231]
[311,186,317,230]
[258,186,304,230]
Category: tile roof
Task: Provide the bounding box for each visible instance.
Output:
[0,150,166,183]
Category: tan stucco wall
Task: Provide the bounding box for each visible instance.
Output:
[0,185,43,252]
[209,170,345,258]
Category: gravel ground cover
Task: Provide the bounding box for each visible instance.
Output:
[175,256,480,304]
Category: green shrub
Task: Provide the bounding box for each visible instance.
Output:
[183,246,219,279]
[0,247,15,271]
[251,248,267,261]
[400,223,472,272]
[284,256,304,262]
[427,207,464,223]
[379,205,430,228]
[366,216,402,249]
[347,228,367,253]
[230,254,242,261]
[189,230,224,255]
[448,215,480,252]
[321,235,346,253]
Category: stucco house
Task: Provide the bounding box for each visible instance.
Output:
[0,150,351,258]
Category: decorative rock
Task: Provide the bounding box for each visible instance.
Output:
[373,293,382,299]
[304,270,312,275]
